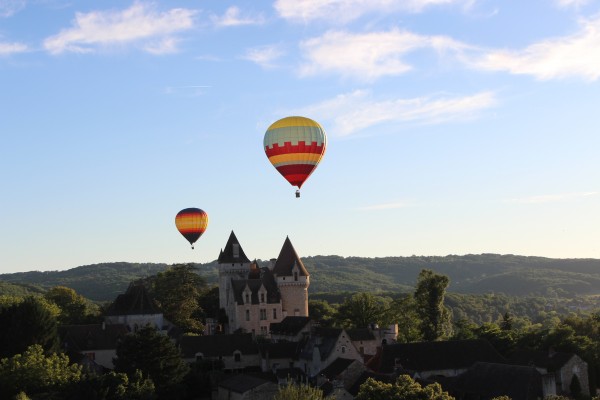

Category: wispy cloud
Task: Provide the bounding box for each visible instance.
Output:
[0,40,27,55]
[242,44,285,68]
[505,191,598,204]
[211,6,265,27]
[469,14,600,81]
[43,2,196,55]
[299,29,467,81]
[275,0,465,23]
[555,0,591,8]
[297,89,496,136]
[357,201,410,211]
[0,0,25,18]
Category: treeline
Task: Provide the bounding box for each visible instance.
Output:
[2,254,600,302]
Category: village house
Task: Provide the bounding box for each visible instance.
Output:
[59,322,128,370]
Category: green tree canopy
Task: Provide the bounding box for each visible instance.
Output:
[414,269,452,341]
[45,286,90,325]
[114,325,189,398]
[337,292,389,328]
[0,344,82,399]
[356,375,454,400]
[273,382,326,400]
[150,264,206,333]
[0,296,60,358]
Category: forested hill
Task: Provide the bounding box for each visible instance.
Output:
[1,254,600,302]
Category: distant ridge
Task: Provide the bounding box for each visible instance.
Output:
[1,255,600,302]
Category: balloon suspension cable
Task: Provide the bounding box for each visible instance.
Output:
[295,190,300,198]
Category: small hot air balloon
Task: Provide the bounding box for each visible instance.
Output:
[175,208,208,249]
[264,116,327,197]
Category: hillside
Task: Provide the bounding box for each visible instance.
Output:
[1,255,599,302]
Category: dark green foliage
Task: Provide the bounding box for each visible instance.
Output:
[414,269,452,341]
[45,286,94,325]
[308,299,337,327]
[0,296,59,358]
[337,292,390,328]
[273,381,326,400]
[147,264,206,334]
[68,370,155,400]
[0,344,82,399]
[356,374,454,400]
[114,326,189,398]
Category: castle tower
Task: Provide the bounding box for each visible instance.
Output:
[272,236,310,317]
[217,231,252,320]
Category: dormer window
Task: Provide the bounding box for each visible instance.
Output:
[260,293,265,303]
[233,244,240,258]
[234,351,241,362]
[294,272,298,281]
[245,293,250,304]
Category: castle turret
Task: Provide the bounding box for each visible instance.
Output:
[217,231,252,320]
[272,236,310,317]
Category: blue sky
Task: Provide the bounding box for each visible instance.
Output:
[1,0,599,273]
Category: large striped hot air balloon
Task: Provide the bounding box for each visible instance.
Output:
[175,208,208,249]
[264,116,327,197]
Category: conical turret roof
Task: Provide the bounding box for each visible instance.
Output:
[272,236,309,277]
[217,230,251,264]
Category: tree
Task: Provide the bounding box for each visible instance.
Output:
[414,269,452,341]
[0,344,82,399]
[114,325,189,398]
[391,296,423,343]
[70,370,155,400]
[0,296,60,358]
[273,382,326,400]
[150,264,206,333]
[45,286,90,325]
[356,375,454,400]
[500,312,513,331]
[308,299,337,328]
[337,292,388,328]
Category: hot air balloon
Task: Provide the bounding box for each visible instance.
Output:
[175,208,208,249]
[264,116,327,197]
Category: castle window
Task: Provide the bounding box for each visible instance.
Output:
[260,293,265,303]
[260,309,267,320]
[341,346,346,354]
[245,293,250,304]
[294,272,298,281]
[233,244,240,258]
[246,310,250,321]
[260,326,267,335]
[234,352,241,362]
[273,309,277,319]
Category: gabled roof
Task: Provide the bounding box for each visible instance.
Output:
[508,349,577,371]
[319,357,356,379]
[231,267,281,305]
[272,236,309,277]
[270,316,311,336]
[105,281,160,316]
[180,333,258,358]
[218,231,251,264]
[218,374,272,393]
[59,323,129,351]
[299,328,344,361]
[259,341,302,359]
[347,328,376,342]
[376,339,506,373]
[452,362,543,400]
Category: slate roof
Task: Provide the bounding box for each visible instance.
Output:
[218,231,251,264]
[347,328,376,341]
[59,323,129,351]
[230,267,281,305]
[376,339,506,373]
[508,349,576,371]
[180,333,259,358]
[105,281,160,316]
[259,341,302,359]
[272,236,309,277]
[319,357,356,379]
[270,316,311,336]
[299,328,344,362]
[450,362,544,400]
[218,374,272,393]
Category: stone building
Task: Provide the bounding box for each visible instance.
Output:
[218,231,310,335]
